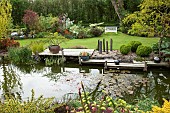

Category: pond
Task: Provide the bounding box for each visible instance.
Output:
[0,61,170,104]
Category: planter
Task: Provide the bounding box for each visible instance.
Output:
[154,57,161,63]
[114,60,120,65]
[81,56,89,61]
[49,45,60,54]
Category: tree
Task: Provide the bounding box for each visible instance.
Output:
[122,0,170,56]
[10,0,30,25]
[23,10,40,32]
[111,0,142,22]
[0,0,12,38]
[111,0,124,22]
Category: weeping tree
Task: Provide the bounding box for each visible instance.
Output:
[0,0,12,38]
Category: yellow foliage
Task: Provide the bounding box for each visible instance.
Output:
[151,98,170,113]
[0,0,12,38]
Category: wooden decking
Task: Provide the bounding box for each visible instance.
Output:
[39,49,94,57]
[81,59,116,64]
[81,59,169,71]
[105,62,145,70]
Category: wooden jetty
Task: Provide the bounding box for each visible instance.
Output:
[81,59,116,64]
[105,62,145,70]
[81,59,169,71]
[39,49,94,57]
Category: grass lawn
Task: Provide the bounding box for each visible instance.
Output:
[18,32,159,50]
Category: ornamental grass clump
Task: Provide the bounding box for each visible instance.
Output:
[8,47,32,64]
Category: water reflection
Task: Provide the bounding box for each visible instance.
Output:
[0,63,22,99]
[123,69,170,104]
[0,62,169,104]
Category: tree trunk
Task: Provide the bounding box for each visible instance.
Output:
[111,0,124,22]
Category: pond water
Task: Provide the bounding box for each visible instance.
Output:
[0,61,170,104]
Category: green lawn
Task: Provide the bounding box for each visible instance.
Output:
[18,32,159,50]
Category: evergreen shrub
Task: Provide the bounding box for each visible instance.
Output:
[136,45,152,57]
[129,41,142,52]
[120,45,131,55]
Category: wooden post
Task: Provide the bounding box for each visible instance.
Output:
[106,41,108,54]
[104,60,107,69]
[103,39,105,52]
[79,56,82,65]
[143,61,147,71]
[61,48,64,59]
[97,40,100,50]
[110,39,113,51]
[99,41,102,54]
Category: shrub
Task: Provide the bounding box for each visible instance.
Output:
[0,90,58,113]
[120,45,131,55]
[23,10,40,32]
[129,41,142,52]
[0,38,20,52]
[136,45,152,57]
[29,41,44,54]
[90,27,104,37]
[35,32,50,38]
[8,47,32,64]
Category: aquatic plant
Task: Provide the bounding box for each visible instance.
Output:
[8,47,32,64]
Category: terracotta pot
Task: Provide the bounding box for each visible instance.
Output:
[49,45,60,54]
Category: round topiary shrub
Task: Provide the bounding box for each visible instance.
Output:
[136,45,152,57]
[129,41,142,52]
[120,45,131,55]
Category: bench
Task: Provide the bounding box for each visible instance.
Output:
[105,26,117,34]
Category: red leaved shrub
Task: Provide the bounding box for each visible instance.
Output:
[0,38,20,52]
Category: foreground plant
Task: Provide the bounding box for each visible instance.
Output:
[150,98,170,113]
[0,90,59,113]
[70,81,145,113]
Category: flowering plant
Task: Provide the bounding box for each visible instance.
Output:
[79,51,90,56]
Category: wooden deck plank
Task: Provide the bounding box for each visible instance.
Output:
[81,59,116,64]
[107,63,145,67]
[106,63,145,70]
[39,49,94,57]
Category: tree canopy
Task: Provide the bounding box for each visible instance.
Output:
[122,0,170,37]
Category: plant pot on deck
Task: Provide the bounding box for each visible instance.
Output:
[49,45,60,54]
[81,56,89,61]
[154,57,161,63]
[114,60,120,65]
